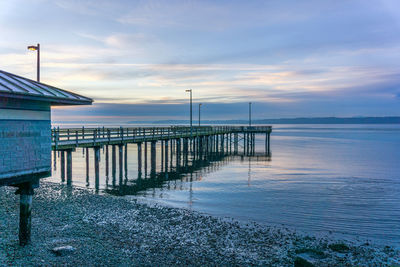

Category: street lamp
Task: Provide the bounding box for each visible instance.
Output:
[198,103,202,127]
[185,89,193,135]
[249,102,252,127]
[27,43,40,82]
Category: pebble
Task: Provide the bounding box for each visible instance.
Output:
[51,245,76,256]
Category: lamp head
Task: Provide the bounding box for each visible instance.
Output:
[185,89,192,92]
[27,45,38,51]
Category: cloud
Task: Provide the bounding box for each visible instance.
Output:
[2,0,400,120]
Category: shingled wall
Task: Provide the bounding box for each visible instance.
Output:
[0,99,51,184]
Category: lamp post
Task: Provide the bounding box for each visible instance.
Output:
[198,103,202,127]
[249,102,252,127]
[185,89,193,135]
[27,43,40,82]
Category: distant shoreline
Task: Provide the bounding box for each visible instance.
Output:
[53,116,400,125]
[146,117,400,125]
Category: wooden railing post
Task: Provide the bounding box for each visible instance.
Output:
[93,129,97,145]
[54,128,59,149]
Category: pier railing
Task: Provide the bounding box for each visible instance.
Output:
[51,126,271,150]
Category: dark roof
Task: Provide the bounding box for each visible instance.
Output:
[0,70,93,105]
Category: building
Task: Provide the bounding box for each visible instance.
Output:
[0,69,92,245]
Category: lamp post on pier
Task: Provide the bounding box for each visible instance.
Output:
[198,103,202,127]
[186,89,193,135]
[249,102,252,127]
[27,43,40,82]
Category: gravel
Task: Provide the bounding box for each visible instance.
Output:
[0,182,399,266]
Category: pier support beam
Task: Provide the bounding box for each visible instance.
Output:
[144,142,148,176]
[246,133,249,153]
[176,139,181,168]
[192,138,196,159]
[118,144,123,183]
[137,143,142,175]
[150,141,156,176]
[66,149,72,185]
[161,140,164,172]
[60,151,65,182]
[170,139,173,170]
[164,140,169,172]
[94,146,100,190]
[53,150,57,170]
[229,133,232,153]
[184,138,189,166]
[105,145,109,178]
[112,145,116,178]
[86,147,89,185]
[243,134,245,155]
[124,144,128,178]
[234,133,238,154]
[221,134,224,153]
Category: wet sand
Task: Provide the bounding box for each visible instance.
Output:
[0,182,399,266]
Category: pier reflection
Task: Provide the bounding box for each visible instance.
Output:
[105,148,271,197]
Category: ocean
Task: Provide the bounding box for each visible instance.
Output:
[49,124,400,245]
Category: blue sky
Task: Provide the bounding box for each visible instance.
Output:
[1,0,400,122]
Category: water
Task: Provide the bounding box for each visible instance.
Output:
[49,124,400,244]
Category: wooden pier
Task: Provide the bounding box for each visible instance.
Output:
[51,126,272,189]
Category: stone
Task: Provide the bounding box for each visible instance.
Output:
[51,245,76,256]
[328,243,350,253]
[294,257,315,267]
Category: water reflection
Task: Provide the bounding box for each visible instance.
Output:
[105,149,271,197]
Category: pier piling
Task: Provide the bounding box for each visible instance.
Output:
[60,151,65,182]
[118,145,123,183]
[86,147,89,185]
[105,145,109,178]
[151,141,156,176]
[144,142,148,176]
[137,143,142,174]
[165,140,169,171]
[94,146,100,190]
[124,144,128,177]
[112,145,116,178]
[66,149,72,185]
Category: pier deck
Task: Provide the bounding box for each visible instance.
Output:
[52,126,272,150]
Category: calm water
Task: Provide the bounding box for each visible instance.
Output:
[49,124,400,244]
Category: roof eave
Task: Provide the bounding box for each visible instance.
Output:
[0,92,93,106]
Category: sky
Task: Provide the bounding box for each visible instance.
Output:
[1,0,400,122]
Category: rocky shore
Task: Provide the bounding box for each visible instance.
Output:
[0,182,399,266]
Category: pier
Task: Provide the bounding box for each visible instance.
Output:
[51,126,272,189]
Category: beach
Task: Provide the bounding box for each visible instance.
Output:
[0,182,398,266]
